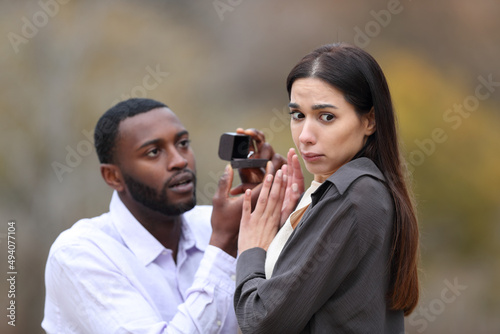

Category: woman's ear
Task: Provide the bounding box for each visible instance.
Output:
[100,164,125,192]
[364,107,376,136]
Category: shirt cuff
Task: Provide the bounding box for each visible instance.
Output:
[236,247,266,285]
[194,245,237,293]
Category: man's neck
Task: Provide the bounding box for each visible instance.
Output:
[120,195,183,263]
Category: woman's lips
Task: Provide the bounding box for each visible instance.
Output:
[301,151,324,163]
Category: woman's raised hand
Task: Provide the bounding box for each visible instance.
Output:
[238,169,287,253]
[280,148,304,226]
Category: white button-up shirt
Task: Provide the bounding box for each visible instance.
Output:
[42,191,238,334]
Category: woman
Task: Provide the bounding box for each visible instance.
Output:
[235,43,419,333]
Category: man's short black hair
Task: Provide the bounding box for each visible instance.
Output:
[94,98,167,164]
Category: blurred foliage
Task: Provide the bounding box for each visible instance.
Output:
[0,0,499,333]
[383,50,500,259]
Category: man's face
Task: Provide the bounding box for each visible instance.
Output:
[115,107,197,216]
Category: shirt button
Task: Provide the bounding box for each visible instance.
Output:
[230,275,236,281]
[217,320,222,327]
[161,251,167,256]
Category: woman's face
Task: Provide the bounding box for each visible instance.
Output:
[289,77,375,183]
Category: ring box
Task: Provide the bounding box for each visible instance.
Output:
[218,133,268,168]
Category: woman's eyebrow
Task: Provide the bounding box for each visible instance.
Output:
[288,102,338,110]
[312,103,337,110]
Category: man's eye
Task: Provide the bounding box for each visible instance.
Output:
[319,113,335,122]
[147,148,159,157]
[289,111,304,120]
[177,139,191,149]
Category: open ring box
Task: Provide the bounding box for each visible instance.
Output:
[218,132,268,168]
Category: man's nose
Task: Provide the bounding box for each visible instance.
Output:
[167,147,188,170]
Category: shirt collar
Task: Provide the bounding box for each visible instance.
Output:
[109,191,204,266]
[311,157,385,206]
[179,215,199,252]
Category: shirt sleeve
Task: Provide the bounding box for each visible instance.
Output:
[171,245,238,333]
[43,242,237,334]
[234,176,394,333]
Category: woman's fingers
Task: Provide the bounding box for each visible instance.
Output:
[272,172,288,221]
[279,150,304,226]
[242,169,285,222]
[262,170,284,218]
[241,189,252,224]
[281,164,289,187]
[290,150,304,191]
[238,168,288,252]
[253,173,274,217]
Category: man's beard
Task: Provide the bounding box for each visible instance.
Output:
[123,170,197,216]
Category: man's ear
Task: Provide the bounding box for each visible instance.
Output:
[100,164,125,192]
[364,107,376,136]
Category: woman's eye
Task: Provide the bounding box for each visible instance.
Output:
[147,148,160,157]
[320,113,335,122]
[289,111,304,120]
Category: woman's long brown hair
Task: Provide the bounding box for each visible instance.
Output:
[286,43,419,315]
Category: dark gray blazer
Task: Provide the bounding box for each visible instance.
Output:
[234,158,404,333]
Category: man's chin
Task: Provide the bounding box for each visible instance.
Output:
[158,196,196,216]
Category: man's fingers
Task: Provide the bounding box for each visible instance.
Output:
[214,164,233,201]
[265,160,275,176]
[230,180,264,196]
[237,128,267,153]
[271,152,286,172]
[229,184,244,196]
[245,128,265,146]
[257,143,273,160]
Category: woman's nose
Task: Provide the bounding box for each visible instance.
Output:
[298,120,317,146]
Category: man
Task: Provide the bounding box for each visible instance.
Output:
[42,98,293,333]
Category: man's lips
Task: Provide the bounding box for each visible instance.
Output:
[167,172,195,193]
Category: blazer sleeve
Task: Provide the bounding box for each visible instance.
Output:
[234,175,394,333]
